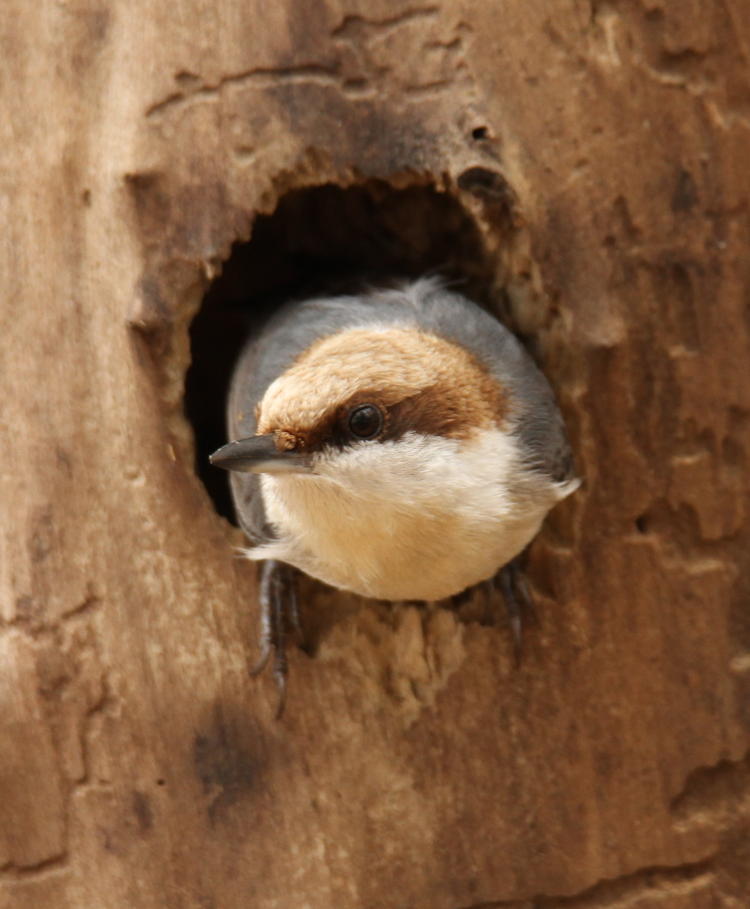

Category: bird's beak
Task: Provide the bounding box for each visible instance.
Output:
[209,435,311,475]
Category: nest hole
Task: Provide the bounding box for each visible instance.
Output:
[184,178,498,522]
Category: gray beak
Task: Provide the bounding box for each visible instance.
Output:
[209,435,311,474]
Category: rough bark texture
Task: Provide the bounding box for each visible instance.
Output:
[2,1,749,907]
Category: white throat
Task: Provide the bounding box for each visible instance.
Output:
[245,429,563,601]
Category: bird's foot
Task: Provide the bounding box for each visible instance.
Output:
[495,556,534,665]
[452,554,534,664]
[251,559,300,718]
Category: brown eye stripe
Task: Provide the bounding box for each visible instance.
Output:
[269,374,505,453]
[384,375,505,441]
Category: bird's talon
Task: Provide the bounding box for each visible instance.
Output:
[249,646,272,677]
[272,670,288,719]
[497,554,532,663]
[250,560,297,716]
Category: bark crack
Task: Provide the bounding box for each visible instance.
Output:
[456,855,716,908]
[670,748,750,827]
[331,6,439,38]
[146,6,469,121]
[0,853,70,881]
[146,64,350,118]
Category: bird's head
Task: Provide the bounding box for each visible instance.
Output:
[210,325,511,496]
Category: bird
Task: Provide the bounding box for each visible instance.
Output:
[210,277,580,714]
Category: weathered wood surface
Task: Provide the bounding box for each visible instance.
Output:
[2,1,749,906]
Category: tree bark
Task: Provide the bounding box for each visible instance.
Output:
[2,1,749,907]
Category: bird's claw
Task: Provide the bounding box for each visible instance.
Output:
[495,556,534,665]
[451,555,534,663]
[254,559,298,718]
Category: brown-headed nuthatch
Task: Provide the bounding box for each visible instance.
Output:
[210,278,579,713]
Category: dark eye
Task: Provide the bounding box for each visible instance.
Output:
[348,404,383,440]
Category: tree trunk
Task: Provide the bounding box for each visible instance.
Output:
[2,1,749,907]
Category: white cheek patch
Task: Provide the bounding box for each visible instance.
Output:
[316,433,458,496]
[312,430,519,517]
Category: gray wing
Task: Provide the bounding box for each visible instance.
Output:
[226,278,576,541]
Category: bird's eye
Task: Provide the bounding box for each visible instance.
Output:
[347,404,383,440]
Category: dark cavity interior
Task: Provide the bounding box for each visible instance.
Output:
[185,179,495,522]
